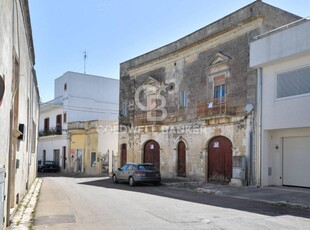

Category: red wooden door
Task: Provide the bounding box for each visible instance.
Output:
[121,144,127,166]
[177,141,186,177]
[144,140,160,169]
[208,136,232,183]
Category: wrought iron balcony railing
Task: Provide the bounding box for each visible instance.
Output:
[39,126,62,137]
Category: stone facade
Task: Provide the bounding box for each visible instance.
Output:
[119,1,300,185]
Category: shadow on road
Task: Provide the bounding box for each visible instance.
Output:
[77,177,310,219]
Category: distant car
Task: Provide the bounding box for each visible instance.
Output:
[37,160,60,173]
[112,163,161,186]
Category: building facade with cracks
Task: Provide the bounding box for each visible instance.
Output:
[118,1,300,186]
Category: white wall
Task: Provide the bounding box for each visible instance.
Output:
[38,136,68,169]
[54,71,119,122]
[261,54,310,130]
[0,0,39,226]
[98,121,118,174]
[262,128,310,186]
[250,20,310,68]
[250,20,310,187]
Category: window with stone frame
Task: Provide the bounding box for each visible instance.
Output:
[180,91,187,108]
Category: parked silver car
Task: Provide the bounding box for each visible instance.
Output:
[112,163,161,186]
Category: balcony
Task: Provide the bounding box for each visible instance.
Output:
[39,126,62,137]
[197,97,234,118]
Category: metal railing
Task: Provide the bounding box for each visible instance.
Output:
[39,126,62,136]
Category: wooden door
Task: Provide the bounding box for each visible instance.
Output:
[208,136,232,183]
[121,144,127,167]
[177,141,186,177]
[144,140,160,169]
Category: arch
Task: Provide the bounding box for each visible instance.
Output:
[143,140,160,169]
[177,141,186,177]
[207,136,232,183]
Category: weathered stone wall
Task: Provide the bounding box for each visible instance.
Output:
[119,1,300,185]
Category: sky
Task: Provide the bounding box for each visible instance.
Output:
[29,0,310,102]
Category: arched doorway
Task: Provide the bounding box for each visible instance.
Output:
[177,141,186,177]
[121,144,127,166]
[144,140,160,169]
[208,136,232,183]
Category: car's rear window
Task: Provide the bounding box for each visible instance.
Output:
[138,165,157,170]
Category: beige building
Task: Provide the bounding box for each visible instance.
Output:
[119,1,300,186]
[68,120,118,175]
[0,0,39,228]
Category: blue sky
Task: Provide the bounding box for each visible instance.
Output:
[29,0,309,102]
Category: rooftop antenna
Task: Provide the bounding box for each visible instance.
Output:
[83,51,87,74]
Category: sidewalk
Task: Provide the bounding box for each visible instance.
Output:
[163,179,310,209]
[8,178,42,230]
[9,176,310,229]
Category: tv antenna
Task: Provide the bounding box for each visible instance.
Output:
[83,51,87,74]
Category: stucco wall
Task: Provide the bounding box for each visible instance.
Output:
[0,0,39,226]
[261,54,310,130]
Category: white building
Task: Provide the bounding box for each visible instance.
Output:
[0,0,40,228]
[38,71,119,172]
[250,18,310,188]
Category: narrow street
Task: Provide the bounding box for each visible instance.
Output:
[33,175,310,230]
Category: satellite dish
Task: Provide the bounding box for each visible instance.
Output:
[245,103,254,113]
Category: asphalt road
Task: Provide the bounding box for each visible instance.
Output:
[33,175,310,230]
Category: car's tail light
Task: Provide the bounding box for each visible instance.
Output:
[135,171,143,175]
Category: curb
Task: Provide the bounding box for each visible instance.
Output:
[195,187,310,210]
[9,178,43,229]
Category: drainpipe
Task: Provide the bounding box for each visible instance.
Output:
[256,67,263,187]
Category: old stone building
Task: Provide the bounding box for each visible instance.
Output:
[119,1,300,186]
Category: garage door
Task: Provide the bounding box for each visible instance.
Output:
[283,136,310,188]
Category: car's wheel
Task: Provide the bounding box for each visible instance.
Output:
[112,174,118,183]
[128,177,135,186]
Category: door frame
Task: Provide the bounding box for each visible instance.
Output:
[207,136,232,183]
[177,141,186,177]
[143,140,160,170]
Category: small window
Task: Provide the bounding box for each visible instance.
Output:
[91,152,96,167]
[277,66,310,98]
[122,103,128,117]
[64,83,67,91]
[180,91,187,108]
